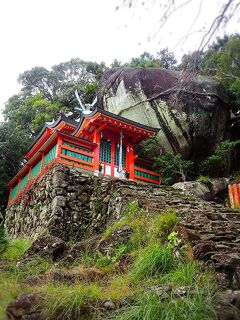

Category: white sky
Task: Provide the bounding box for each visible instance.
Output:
[0,0,239,120]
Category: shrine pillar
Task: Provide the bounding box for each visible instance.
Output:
[126,143,135,180]
[93,128,101,175]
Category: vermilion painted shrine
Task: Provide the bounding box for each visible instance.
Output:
[8,107,161,204]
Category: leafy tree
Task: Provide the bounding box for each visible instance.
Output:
[157,48,177,70]
[17,58,106,107]
[127,51,160,68]
[154,152,194,185]
[0,121,32,209]
[110,59,122,68]
[204,35,240,111]
[4,93,63,136]
[199,140,240,176]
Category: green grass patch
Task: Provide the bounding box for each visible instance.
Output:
[150,209,179,240]
[1,238,32,260]
[40,283,104,319]
[0,269,32,320]
[132,243,176,279]
[112,285,217,320]
[106,274,136,302]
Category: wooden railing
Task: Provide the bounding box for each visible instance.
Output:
[58,142,94,171]
[228,184,240,209]
[134,166,161,185]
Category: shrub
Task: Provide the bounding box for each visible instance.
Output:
[154,152,194,185]
[132,243,176,279]
[199,139,240,176]
[197,175,212,184]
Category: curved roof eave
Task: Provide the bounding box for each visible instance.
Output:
[73,107,159,136]
[25,113,78,155]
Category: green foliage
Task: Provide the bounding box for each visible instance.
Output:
[0,225,8,254]
[135,134,163,160]
[132,243,176,279]
[40,283,103,320]
[128,51,160,68]
[126,49,177,69]
[204,34,240,109]
[157,48,177,70]
[196,175,212,184]
[200,140,240,176]
[151,210,179,239]
[113,286,216,320]
[0,238,32,260]
[0,269,31,320]
[154,152,194,185]
[159,260,214,287]
[0,121,32,209]
[167,231,182,251]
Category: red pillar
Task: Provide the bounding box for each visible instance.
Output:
[40,151,45,173]
[57,134,63,160]
[111,137,115,177]
[93,128,101,174]
[126,143,135,180]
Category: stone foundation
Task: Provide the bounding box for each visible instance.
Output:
[5,164,164,241]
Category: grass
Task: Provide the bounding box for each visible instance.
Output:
[0,238,32,260]
[0,237,52,319]
[112,286,217,320]
[132,243,176,279]
[106,274,136,302]
[0,203,219,320]
[150,209,179,240]
[40,283,104,319]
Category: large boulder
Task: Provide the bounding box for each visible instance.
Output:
[97,67,230,160]
[172,178,229,201]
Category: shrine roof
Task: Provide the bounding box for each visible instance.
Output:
[74,107,159,135]
[24,108,159,159]
[25,114,78,158]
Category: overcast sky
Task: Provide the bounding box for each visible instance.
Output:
[0,0,239,120]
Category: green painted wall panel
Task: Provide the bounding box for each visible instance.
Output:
[44,145,57,165]
[134,169,159,182]
[19,174,29,191]
[10,183,19,200]
[30,160,42,179]
[61,148,92,163]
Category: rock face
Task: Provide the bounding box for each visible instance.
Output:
[172,178,229,201]
[97,67,230,160]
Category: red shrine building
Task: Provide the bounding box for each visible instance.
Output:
[8,108,161,205]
